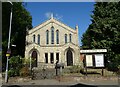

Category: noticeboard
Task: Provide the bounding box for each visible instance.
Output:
[86,55,93,67]
[85,54,104,68]
[95,54,104,67]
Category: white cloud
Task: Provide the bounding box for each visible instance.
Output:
[45,12,53,19]
[45,12,63,21]
[54,14,63,21]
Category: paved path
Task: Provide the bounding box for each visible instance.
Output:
[2,77,120,87]
[1,75,120,87]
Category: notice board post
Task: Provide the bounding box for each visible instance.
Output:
[85,54,87,76]
[102,68,104,76]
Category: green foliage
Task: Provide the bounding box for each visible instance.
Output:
[69,65,82,73]
[118,65,120,75]
[107,62,118,72]
[8,56,35,77]
[2,2,32,71]
[8,55,32,77]
[8,69,20,77]
[9,55,23,69]
[81,2,120,70]
[8,69,15,77]
[8,55,23,77]
[21,57,35,67]
[21,58,29,67]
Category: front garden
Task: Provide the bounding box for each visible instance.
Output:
[2,55,120,83]
[2,55,35,83]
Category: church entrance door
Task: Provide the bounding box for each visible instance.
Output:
[66,49,73,66]
[31,51,37,67]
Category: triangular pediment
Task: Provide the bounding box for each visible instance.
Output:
[28,18,77,34]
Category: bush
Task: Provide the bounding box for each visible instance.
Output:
[8,69,15,77]
[8,55,23,77]
[116,65,120,75]
[7,56,32,77]
[69,65,82,73]
[8,69,20,77]
[20,67,30,77]
[107,62,119,72]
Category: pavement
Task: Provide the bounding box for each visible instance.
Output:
[1,76,120,87]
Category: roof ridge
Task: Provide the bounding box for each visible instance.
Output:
[28,17,77,34]
[53,18,75,30]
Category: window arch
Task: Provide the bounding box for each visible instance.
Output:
[33,34,35,43]
[56,30,59,44]
[69,34,72,42]
[46,30,49,44]
[38,34,40,45]
[51,27,54,44]
[65,34,67,43]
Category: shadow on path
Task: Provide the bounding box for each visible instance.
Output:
[2,83,119,87]
[70,83,97,87]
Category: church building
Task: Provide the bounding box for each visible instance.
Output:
[25,15,82,68]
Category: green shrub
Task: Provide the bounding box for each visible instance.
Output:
[107,62,119,72]
[8,55,23,77]
[8,69,15,77]
[116,65,120,75]
[69,65,82,73]
[8,56,35,77]
[20,67,30,77]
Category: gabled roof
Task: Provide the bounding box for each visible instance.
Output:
[28,17,77,34]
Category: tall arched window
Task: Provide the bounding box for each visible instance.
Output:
[33,34,35,43]
[56,30,59,44]
[69,34,72,42]
[38,34,40,45]
[65,34,67,43]
[51,27,54,44]
[46,30,49,44]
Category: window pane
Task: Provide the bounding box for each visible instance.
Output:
[33,35,35,43]
[46,30,49,44]
[65,34,67,43]
[56,30,59,44]
[38,34,40,45]
[45,53,48,63]
[50,53,54,64]
[51,27,54,44]
[69,34,72,42]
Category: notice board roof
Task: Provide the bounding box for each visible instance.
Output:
[80,49,107,53]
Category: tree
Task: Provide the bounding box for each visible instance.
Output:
[81,2,120,70]
[2,2,32,71]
